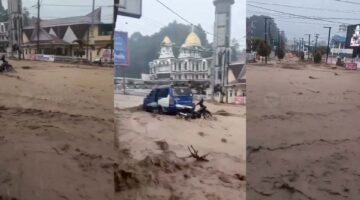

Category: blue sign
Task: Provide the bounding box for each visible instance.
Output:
[114,31,129,67]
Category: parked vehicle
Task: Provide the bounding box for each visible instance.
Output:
[143,85,194,114]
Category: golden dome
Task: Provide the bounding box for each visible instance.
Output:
[182,32,202,47]
[162,36,172,45]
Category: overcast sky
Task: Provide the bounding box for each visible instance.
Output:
[116,0,246,49]
[3,0,113,22]
[247,0,358,44]
[2,0,245,49]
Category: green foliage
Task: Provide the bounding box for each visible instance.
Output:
[0,1,8,22]
[23,8,31,26]
[314,50,322,63]
[300,51,305,61]
[256,40,271,57]
[0,3,30,26]
[276,47,285,60]
[231,38,240,62]
[119,21,212,78]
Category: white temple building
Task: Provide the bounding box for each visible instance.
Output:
[149,31,212,82]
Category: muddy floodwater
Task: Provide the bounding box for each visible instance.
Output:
[247,59,360,200]
[0,60,114,200]
[114,93,246,200]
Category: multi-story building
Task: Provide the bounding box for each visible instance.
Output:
[22,8,113,62]
[149,32,212,82]
[0,22,9,52]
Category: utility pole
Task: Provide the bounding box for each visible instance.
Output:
[37,0,40,54]
[86,0,95,61]
[324,26,332,64]
[111,1,118,64]
[268,21,272,46]
[278,31,281,48]
[298,38,301,56]
[314,34,319,58]
[305,34,311,60]
[301,38,304,52]
[250,21,254,52]
[90,0,95,62]
[264,17,271,64]
[293,38,296,52]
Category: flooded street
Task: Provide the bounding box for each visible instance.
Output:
[247,60,360,199]
[114,92,246,200]
[0,60,114,200]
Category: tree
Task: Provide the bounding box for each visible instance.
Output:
[276,47,285,60]
[231,38,240,62]
[23,8,31,26]
[314,50,322,63]
[73,40,87,57]
[256,40,271,58]
[0,1,8,22]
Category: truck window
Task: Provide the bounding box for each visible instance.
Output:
[149,90,156,97]
[158,88,169,98]
[173,87,192,96]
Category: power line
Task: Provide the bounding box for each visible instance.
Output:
[248,4,349,24]
[41,4,112,8]
[248,0,360,13]
[154,0,214,36]
[247,10,341,26]
[333,0,360,5]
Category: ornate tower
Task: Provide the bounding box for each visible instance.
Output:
[8,0,23,57]
[211,0,234,100]
[179,31,202,59]
[159,36,174,59]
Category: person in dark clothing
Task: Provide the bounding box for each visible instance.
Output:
[0,55,5,72]
[1,55,6,63]
[196,98,206,112]
[197,98,204,107]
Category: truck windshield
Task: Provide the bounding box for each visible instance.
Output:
[173,87,192,96]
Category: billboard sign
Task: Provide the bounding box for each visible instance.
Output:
[30,54,55,62]
[330,48,353,54]
[345,62,357,70]
[114,31,129,67]
[117,0,142,19]
[346,24,360,48]
[235,96,246,105]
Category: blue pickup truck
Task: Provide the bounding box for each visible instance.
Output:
[143,85,194,114]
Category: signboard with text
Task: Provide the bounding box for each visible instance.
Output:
[331,48,353,54]
[346,24,360,48]
[345,62,357,70]
[235,96,246,105]
[30,54,55,62]
[117,0,142,18]
[114,31,129,67]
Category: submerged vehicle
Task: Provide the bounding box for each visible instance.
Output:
[143,85,194,114]
[176,100,213,120]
